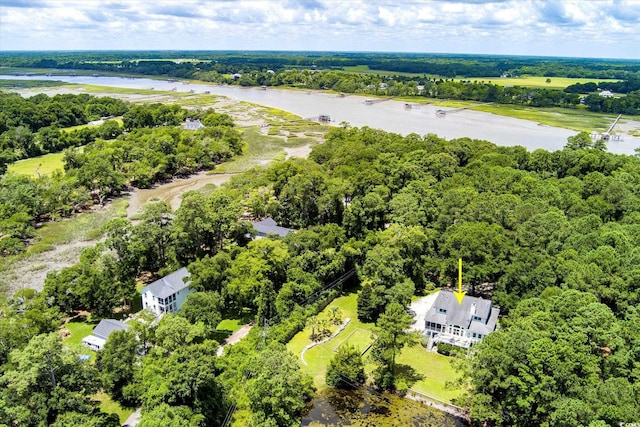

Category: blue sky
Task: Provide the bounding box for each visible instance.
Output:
[1,0,639,59]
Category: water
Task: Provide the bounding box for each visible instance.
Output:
[3,73,638,155]
[301,388,466,427]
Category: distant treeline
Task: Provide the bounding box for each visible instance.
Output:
[2,51,640,79]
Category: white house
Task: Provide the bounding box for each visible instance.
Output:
[141,267,194,317]
[182,118,205,131]
[423,290,500,349]
[81,319,129,351]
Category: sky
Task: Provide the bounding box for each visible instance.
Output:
[1,0,639,59]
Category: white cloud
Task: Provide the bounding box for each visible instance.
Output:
[0,0,638,58]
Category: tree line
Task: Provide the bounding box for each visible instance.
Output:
[3,50,640,79]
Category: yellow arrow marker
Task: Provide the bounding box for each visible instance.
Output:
[453,258,466,305]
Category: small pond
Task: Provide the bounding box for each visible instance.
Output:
[301,388,468,427]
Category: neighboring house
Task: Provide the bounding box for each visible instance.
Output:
[424,290,500,349]
[252,217,294,238]
[141,267,194,317]
[81,319,129,351]
[599,90,614,98]
[183,118,205,131]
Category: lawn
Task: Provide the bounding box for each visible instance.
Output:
[396,345,464,403]
[7,152,65,177]
[286,293,464,402]
[93,391,135,424]
[62,317,98,348]
[331,327,373,354]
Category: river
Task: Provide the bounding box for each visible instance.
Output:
[3,73,638,155]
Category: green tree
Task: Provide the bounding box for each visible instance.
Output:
[370,302,419,390]
[246,344,315,426]
[141,340,223,426]
[357,282,377,322]
[326,345,366,389]
[179,291,223,330]
[0,333,101,426]
[138,404,204,427]
[96,329,140,405]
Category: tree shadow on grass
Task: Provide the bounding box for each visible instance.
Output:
[394,364,425,388]
[213,307,256,342]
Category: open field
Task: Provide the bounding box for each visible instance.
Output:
[474,76,619,89]
[286,293,463,402]
[8,152,65,177]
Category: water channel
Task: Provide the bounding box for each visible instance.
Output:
[3,73,639,155]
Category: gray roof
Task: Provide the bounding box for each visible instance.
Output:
[141,267,191,299]
[92,319,129,340]
[252,217,294,238]
[424,291,499,332]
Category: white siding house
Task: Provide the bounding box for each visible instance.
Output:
[141,267,194,317]
[424,291,500,349]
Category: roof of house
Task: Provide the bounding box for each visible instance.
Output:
[424,291,499,333]
[141,267,191,299]
[183,118,205,130]
[92,319,129,340]
[252,217,294,238]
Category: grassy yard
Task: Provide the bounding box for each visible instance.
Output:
[62,317,98,348]
[286,293,464,403]
[8,152,65,177]
[93,391,135,424]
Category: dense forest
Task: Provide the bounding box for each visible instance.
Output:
[3,116,640,425]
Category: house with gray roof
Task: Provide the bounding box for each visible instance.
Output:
[81,319,129,351]
[252,217,294,239]
[424,290,500,349]
[141,267,194,317]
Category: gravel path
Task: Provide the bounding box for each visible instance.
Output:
[216,324,253,356]
[409,292,441,332]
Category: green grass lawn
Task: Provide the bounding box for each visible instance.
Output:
[93,391,135,424]
[331,327,373,354]
[8,152,65,177]
[62,318,98,348]
[396,346,464,403]
[286,293,464,402]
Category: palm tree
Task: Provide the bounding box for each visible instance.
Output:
[306,316,319,341]
[328,306,342,325]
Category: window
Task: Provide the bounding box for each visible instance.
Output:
[437,308,447,314]
[472,315,482,322]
